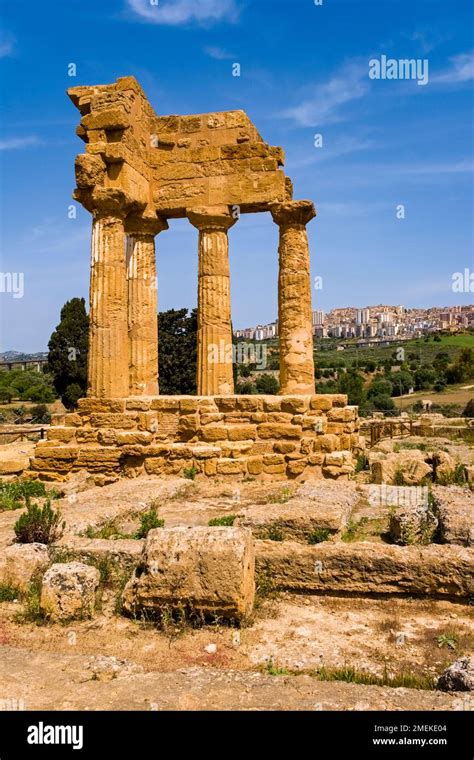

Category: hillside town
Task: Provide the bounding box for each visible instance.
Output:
[234,304,474,343]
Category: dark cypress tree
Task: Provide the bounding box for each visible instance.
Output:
[47,298,89,408]
[158,308,197,394]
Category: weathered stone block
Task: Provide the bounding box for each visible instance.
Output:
[47,427,77,443]
[144,457,166,475]
[257,423,302,439]
[90,413,138,429]
[432,486,474,546]
[389,505,438,546]
[179,398,199,414]
[228,425,257,441]
[40,562,100,621]
[116,431,153,446]
[78,399,125,414]
[281,396,309,414]
[313,435,339,453]
[286,460,307,477]
[247,456,263,475]
[0,543,50,592]
[126,399,151,411]
[310,396,333,412]
[255,541,473,598]
[97,429,117,445]
[217,459,246,475]
[122,527,255,620]
[201,425,228,442]
[200,413,224,425]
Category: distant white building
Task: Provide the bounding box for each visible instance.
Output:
[312,310,325,327]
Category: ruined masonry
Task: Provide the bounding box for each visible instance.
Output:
[31,76,362,481]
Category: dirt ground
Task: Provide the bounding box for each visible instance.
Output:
[1,458,473,711]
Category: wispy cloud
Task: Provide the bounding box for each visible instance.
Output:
[392,159,473,175]
[280,61,369,127]
[432,51,474,85]
[406,30,447,55]
[288,135,376,169]
[0,136,42,151]
[126,0,240,26]
[0,32,15,58]
[204,45,235,60]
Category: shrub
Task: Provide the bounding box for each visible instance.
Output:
[236,380,256,394]
[30,404,51,424]
[208,515,237,527]
[183,466,198,480]
[0,480,56,512]
[255,374,279,394]
[14,499,64,544]
[134,507,164,539]
[0,583,20,602]
[355,454,369,473]
[308,528,330,544]
[462,399,474,418]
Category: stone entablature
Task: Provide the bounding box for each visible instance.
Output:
[30,395,362,483]
[67,76,317,399]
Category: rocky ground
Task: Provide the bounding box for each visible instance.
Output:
[0,453,473,711]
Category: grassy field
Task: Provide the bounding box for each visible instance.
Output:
[394,384,474,409]
[314,333,474,369]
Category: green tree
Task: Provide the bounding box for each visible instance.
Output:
[158,308,197,394]
[26,385,55,403]
[367,377,393,398]
[48,298,89,409]
[389,370,414,396]
[413,367,437,391]
[0,386,13,404]
[255,374,279,394]
[338,369,366,406]
[368,394,396,414]
[433,351,450,373]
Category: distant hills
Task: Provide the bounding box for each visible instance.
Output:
[0,351,48,362]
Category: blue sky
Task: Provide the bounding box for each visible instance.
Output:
[0,0,473,352]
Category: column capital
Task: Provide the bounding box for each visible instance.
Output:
[86,187,145,219]
[125,213,168,238]
[269,200,316,227]
[187,205,237,232]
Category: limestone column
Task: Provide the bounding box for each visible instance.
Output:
[270,200,316,395]
[126,217,168,396]
[188,206,237,396]
[88,204,129,399]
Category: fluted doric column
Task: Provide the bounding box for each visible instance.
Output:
[88,193,130,398]
[187,206,237,396]
[126,216,168,396]
[270,200,316,395]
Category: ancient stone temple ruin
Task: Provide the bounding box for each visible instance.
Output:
[31,76,362,482]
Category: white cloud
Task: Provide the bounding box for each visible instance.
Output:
[432,51,474,84]
[126,0,239,26]
[0,33,15,58]
[280,61,369,127]
[0,136,41,151]
[204,45,235,60]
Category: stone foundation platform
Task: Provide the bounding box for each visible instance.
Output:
[29,395,363,483]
